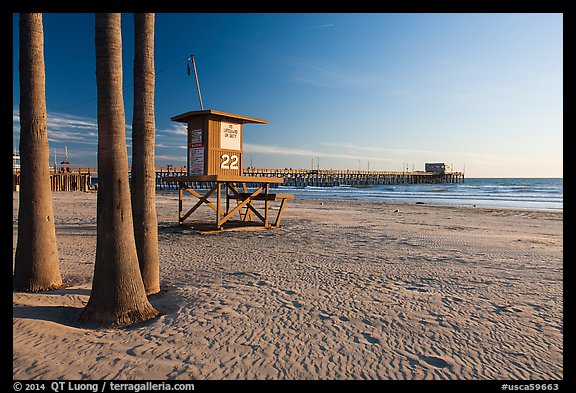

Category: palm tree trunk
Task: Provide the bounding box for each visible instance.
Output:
[132,13,159,295]
[80,13,158,326]
[14,13,63,292]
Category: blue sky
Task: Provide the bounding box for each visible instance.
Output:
[12,13,563,177]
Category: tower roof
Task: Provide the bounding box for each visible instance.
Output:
[171,109,267,125]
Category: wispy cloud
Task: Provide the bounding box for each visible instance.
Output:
[450,83,513,101]
[157,122,188,137]
[13,107,133,146]
[509,69,541,76]
[156,142,187,149]
[289,59,382,88]
[155,154,186,163]
[47,112,98,132]
[14,108,98,146]
[319,141,562,172]
[320,142,451,156]
[155,123,187,149]
[244,142,396,163]
[242,40,383,90]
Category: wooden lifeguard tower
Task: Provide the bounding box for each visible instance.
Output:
[170,109,267,177]
[163,109,293,233]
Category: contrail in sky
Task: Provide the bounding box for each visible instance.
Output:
[306,24,335,29]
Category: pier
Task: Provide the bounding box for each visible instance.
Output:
[13,166,464,192]
[244,168,464,187]
[13,168,94,192]
[155,167,464,190]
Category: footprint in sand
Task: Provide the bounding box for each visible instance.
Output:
[362,333,380,345]
[406,281,428,293]
[492,303,514,314]
[126,344,146,356]
[418,355,451,369]
[528,303,542,311]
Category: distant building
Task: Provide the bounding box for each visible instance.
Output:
[60,146,71,172]
[425,163,452,173]
[13,151,20,172]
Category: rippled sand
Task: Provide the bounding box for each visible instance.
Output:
[13,191,563,380]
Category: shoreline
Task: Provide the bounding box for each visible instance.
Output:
[13,191,563,380]
[288,196,563,213]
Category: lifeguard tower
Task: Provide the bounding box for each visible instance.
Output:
[163,109,293,233]
[170,109,267,177]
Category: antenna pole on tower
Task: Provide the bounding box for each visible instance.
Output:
[190,54,204,110]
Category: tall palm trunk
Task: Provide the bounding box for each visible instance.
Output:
[132,13,159,295]
[14,13,63,292]
[80,13,158,326]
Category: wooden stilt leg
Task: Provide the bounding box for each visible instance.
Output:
[225,182,230,215]
[178,183,183,225]
[274,198,288,227]
[242,183,253,221]
[216,182,222,229]
[264,183,269,228]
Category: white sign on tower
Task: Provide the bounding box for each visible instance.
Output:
[220,122,241,151]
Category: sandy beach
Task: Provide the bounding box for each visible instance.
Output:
[12,190,563,380]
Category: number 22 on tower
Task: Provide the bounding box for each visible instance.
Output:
[220,154,239,170]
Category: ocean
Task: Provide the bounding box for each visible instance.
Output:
[276,178,563,211]
[100,177,562,211]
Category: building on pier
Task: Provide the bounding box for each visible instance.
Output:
[424,163,452,174]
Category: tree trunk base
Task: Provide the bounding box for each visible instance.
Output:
[13,280,65,293]
[145,286,161,296]
[79,303,159,328]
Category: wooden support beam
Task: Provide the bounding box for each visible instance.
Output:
[219,185,265,226]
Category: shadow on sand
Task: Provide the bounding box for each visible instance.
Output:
[13,304,86,329]
[13,283,182,330]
